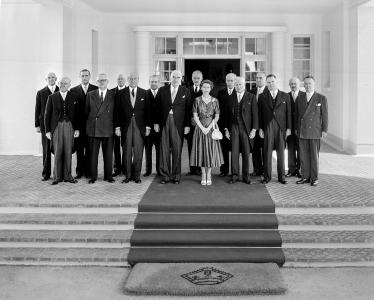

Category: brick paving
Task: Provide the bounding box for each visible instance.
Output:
[277,214,374,225]
[280,230,374,243]
[0,155,152,207]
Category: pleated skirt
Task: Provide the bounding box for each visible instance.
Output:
[190,127,224,168]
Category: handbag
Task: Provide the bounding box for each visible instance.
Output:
[211,122,223,140]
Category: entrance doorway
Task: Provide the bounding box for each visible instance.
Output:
[184,59,240,96]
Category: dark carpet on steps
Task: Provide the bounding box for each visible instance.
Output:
[138,175,275,213]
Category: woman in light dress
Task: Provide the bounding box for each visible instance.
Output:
[190,79,224,185]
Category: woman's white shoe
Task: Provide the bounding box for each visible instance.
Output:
[201,180,207,186]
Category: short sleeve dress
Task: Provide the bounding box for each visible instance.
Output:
[190,96,224,168]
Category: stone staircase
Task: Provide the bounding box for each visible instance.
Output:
[0,197,372,266]
[0,207,136,266]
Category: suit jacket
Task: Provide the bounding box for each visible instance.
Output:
[250,86,268,100]
[114,87,151,137]
[155,85,191,140]
[70,83,98,130]
[35,85,59,131]
[44,91,79,134]
[224,91,259,135]
[146,88,159,125]
[258,89,292,132]
[288,91,306,133]
[217,87,237,129]
[86,89,115,138]
[295,92,328,139]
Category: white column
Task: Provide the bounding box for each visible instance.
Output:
[271,31,286,91]
[135,31,151,88]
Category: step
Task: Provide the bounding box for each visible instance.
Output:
[130,229,282,247]
[0,247,130,266]
[127,247,285,266]
[0,224,133,243]
[276,207,374,225]
[134,213,279,229]
[283,244,374,263]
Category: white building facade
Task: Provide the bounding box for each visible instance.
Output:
[1,0,374,155]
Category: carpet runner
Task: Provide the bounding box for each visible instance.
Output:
[127,175,285,266]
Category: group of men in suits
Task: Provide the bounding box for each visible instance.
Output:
[36,69,327,187]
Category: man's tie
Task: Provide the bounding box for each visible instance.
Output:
[194,86,198,93]
[228,89,232,96]
[131,88,135,98]
[237,93,242,103]
[51,86,55,94]
[83,86,87,95]
[152,90,157,98]
[171,87,177,102]
[100,91,104,103]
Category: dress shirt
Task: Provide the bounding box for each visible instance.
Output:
[306,91,314,102]
[48,85,56,94]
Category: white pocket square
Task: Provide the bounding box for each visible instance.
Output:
[141,98,144,101]
[282,101,286,104]
[182,95,186,98]
[316,103,321,106]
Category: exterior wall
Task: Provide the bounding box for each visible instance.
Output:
[0,0,101,155]
[100,12,322,91]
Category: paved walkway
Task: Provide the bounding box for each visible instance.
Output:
[0,266,373,300]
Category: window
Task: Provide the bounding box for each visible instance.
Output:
[155,37,177,55]
[182,37,239,55]
[244,37,267,90]
[292,36,312,82]
[155,60,176,83]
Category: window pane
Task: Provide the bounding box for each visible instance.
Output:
[166,38,176,54]
[245,60,256,72]
[206,38,216,55]
[245,38,255,55]
[217,38,227,54]
[170,61,176,70]
[183,38,193,55]
[195,38,205,55]
[294,37,310,45]
[255,61,266,72]
[155,37,165,54]
[245,72,251,81]
[256,38,266,55]
[294,48,310,59]
[228,38,239,55]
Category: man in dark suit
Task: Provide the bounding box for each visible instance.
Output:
[258,74,291,184]
[111,74,126,176]
[295,76,328,186]
[86,73,115,184]
[154,70,191,184]
[223,77,258,184]
[186,70,203,176]
[286,77,305,178]
[44,77,80,185]
[144,75,161,177]
[217,73,237,177]
[249,71,267,177]
[70,69,98,179]
[35,72,59,181]
[115,72,151,184]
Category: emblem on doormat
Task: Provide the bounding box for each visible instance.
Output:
[181,267,233,285]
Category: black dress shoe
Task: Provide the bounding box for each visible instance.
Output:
[173,180,180,184]
[135,179,142,184]
[228,179,237,184]
[42,177,50,181]
[143,172,151,177]
[260,179,269,184]
[122,178,130,183]
[278,179,288,184]
[112,172,121,177]
[160,180,168,184]
[51,180,59,185]
[105,178,115,183]
[242,179,251,184]
[296,179,310,184]
[296,171,302,178]
[64,179,78,183]
[219,173,227,177]
[75,174,82,179]
[311,180,319,186]
[285,172,293,177]
[88,179,96,184]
